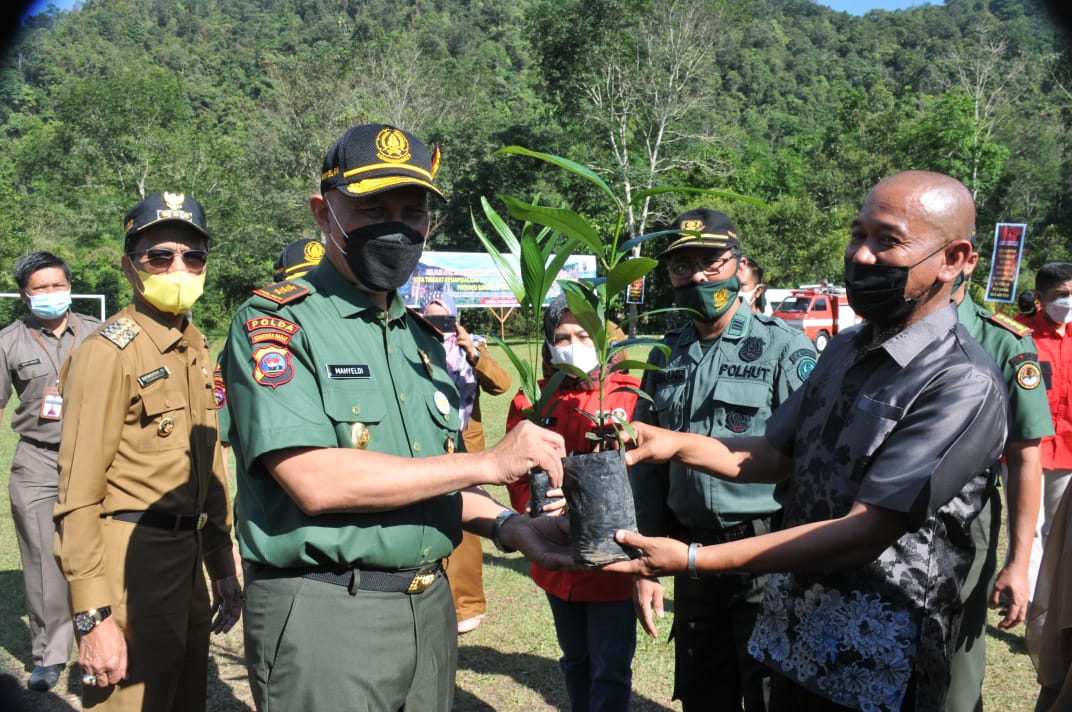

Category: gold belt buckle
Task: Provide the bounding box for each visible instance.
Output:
[196,513,208,531]
[406,564,439,594]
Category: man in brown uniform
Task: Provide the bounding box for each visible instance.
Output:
[54,191,241,711]
[1,251,99,690]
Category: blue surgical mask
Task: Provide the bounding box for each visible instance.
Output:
[28,291,71,321]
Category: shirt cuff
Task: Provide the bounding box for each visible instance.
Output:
[68,576,113,614]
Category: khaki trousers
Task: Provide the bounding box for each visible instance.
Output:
[445,530,486,621]
[82,518,211,712]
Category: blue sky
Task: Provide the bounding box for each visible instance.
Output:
[25,0,932,20]
[820,0,934,13]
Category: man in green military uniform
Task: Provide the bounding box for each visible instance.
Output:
[630,209,816,711]
[222,123,572,712]
[946,243,1053,711]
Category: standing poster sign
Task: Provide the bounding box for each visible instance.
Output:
[626,277,645,305]
[984,223,1027,304]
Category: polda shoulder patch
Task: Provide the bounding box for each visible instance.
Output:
[987,311,1032,338]
[99,317,140,349]
[252,280,310,306]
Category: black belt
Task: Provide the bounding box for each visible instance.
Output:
[253,561,443,595]
[21,437,59,452]
[678,514,776,546]
[110,510,208,532]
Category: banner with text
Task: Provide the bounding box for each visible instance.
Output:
[984,223,1027,304]
[401,252,597,308]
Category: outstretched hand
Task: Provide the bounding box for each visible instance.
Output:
[600,530,689,577]
[622,422,682,467]
[500,513,576,570]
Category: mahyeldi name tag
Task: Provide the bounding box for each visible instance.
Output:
[326,364,371,379]
[137,367,170,387]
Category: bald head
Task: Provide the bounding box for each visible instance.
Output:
[847,170,976,329]
[867,170,975,249]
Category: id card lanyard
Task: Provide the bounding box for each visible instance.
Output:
[29,319,78,421]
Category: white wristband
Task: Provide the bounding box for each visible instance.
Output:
[688,542,701,579]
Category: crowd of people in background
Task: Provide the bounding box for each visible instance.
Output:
[1,123,1071,712]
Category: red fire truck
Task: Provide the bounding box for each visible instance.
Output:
[771,286,860,352]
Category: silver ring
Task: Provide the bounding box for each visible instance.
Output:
[82,673,97,685]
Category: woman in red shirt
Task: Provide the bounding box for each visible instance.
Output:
[506,295,639,712]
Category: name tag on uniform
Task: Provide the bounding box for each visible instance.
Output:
[17,358,41,369]
[326,364,371,379]
[137,367,170,387]
[40,385,62,420]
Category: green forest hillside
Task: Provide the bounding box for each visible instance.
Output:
[2,0,1070,330]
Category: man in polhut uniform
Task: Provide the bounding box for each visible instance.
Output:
[221,123,574,711]
[55,192,242,711]
[630,209,816,711]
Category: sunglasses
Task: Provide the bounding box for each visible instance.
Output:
[127,248,208,270]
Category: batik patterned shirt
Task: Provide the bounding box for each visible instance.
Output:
[752,303,1008,711]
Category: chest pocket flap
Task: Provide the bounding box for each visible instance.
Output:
[322,384,387,426]
[139,382,189,451]
[712,378,771,411]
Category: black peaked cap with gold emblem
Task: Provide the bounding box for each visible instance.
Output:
[124,191,210,240]
[273,238,326,282]
[320,123,444,200]
[658,208,739,259]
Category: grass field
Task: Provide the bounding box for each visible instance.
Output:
[0,341,1042,710]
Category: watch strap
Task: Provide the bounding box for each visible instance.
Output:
[688,542,700,580]
[491,510,520,553]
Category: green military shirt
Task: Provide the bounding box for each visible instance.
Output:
[632,306,817,533]
[956,296,1053,442]
[222,259,463,570]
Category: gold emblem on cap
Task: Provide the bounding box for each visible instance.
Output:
[712,288,731,311]
[375,128,411,164]
[680,219,704,234]
[158,417,175,437]
[163,192,185,210]
[305,241,325,262]
[444,437,455,453]
[351,422,371,450]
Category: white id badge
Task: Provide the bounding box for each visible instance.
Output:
[40,386,62,420]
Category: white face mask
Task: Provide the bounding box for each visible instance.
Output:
[1045,296,1072,324]
[549,342,600,376]
[739,288,756,306]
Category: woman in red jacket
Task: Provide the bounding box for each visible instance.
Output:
[506,295,639,712]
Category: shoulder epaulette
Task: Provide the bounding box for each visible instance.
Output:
[988,311,1032,338]
[99,317,140,349]
[252,280,311,306]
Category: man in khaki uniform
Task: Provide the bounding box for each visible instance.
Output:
[1,251,99,690]
[54,192,241,711]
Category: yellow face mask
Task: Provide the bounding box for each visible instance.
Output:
[136,269,205,315]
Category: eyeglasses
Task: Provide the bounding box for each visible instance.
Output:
[127,248,208,271]
[667,254,733,279]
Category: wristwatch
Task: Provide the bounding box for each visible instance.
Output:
[491,510,520,553]
[74,606,112,634]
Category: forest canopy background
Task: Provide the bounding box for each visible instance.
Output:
[2,0,1071,331]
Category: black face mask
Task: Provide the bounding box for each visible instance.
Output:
[844,241,948,325]
[333,220,426,292]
